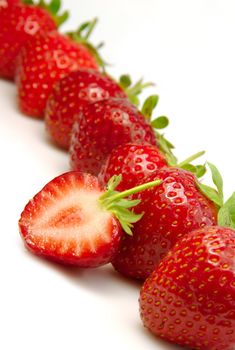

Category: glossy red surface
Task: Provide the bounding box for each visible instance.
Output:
[99,143,167,190]
[0,4,56,79]
[112,167,217,280]
[16,31,98,118]
[45,69,127,150]
[139,226,235,350]
[70,98,157,176]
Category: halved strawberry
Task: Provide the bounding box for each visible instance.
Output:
[19,171,161,267]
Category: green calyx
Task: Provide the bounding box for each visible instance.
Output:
[119,75,153,107]
[22,0,69,27]
[99,175,162,235]
[140,95,206,176]
[140,94,177,165]
[197,162,235,229]
[176,151,206,178]
[67,18,106,70]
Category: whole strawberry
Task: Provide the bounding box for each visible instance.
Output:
[112,166,217,280]
[44,69,127,150]
[19,172,161,267]
[16,20,100,118]
[0,0,68,80]
[139,226,235,350]
[99,143,167,191]
[69,98,157,176]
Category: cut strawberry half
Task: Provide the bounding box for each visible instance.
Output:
[19,171,161,267]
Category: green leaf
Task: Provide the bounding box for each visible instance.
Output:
[207,162,224,204]
[218,192,235,229]
[195,165,206,178]
[122,78,153,107]
[112,198,141,209]
[181,164,197,173]
[156,132,177,166]
[67,19,107,70]
[36,0,69,27]
[197,183,223,207]
[48,0,61,15]
[99,175,161,235]
[141,95,159,120]
[22,0,34,4]
[119,75,132,89]
[151,116,169,130]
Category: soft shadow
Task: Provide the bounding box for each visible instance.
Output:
[41,131,68,154]
[25,250,142,295]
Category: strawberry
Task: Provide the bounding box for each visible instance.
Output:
[0,0,68,80]
[44,70,153,150]
[139,226,235,350]
[99,141,206,191]
[16,20,101,118]
[19,172,161,267]
[99,143,167,191]
[69,98,158,176]
[111,166,217,280]
[44,69,127,150]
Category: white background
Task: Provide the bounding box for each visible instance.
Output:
[0,1,235,349]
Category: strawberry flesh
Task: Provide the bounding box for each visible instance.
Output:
[19,171,122,267]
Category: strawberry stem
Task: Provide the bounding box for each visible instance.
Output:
[177,151,205,168]
[119,75,153,107]
[99,175,161,235]
[104,179,162,206]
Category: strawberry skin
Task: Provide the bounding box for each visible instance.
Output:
[139,226,235,350]
[0,0,20,9]
[0,4,57,79]
[99,143,167,191]
[19,171,122,267]
[112,167,217,280]
[45,69,127,150]
[16,31,98,118]
[70,98,157,176]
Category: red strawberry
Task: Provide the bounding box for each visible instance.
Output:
[0,0,68,80]
[99,143,167,191]
[139,226,235,350]
[44,69,127,150]
[69,98,157,176]
[112,166,217,280]
[16,20,101,118]
[19,171,161,267]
